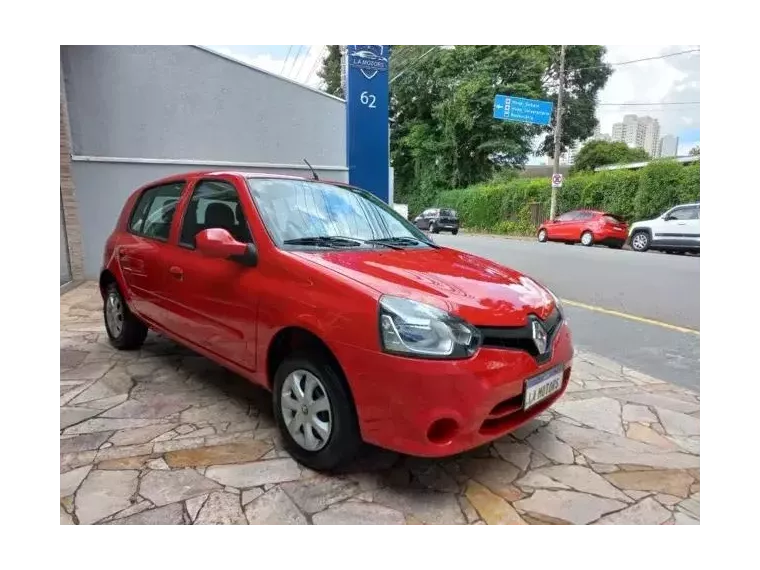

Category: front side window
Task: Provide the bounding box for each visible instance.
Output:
[667,206,697,220]
[556,211,577,222]
[129,182,185,241]
[180,180,252,247]
[246,178,433,249]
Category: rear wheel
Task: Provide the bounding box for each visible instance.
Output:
[537,229,548,242]
[104,283,147,350]
[451,228,459,235]
[630,230,650,252]
[581,231,594,247]
[273,351,361,471]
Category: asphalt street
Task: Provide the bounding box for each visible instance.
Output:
[432,233,700,391]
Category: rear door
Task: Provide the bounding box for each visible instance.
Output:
[571,211,595,240]
[119,181,186,323]
[162,177,258,369]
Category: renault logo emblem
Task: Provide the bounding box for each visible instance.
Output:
[531,320,548,354]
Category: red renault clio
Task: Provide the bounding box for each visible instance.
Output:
[101,171,573,470]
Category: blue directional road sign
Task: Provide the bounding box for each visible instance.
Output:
[493,95,554,126]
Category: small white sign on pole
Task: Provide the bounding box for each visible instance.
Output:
[551,173,564,188]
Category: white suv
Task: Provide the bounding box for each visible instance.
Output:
[628,202,700,254]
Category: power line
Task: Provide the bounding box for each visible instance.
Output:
[287,45,305,77]
[294,45,312,80]
[281,45,294,74]
[306,46,327,84]
[598,101,700,106]
[578,48,700,71]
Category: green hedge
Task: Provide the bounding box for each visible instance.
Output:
[418,160,699,235]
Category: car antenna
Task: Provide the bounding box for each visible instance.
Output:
[303,158,319,180]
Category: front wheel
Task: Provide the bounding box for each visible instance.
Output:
[104,283,148,350]
[537,229,548,242]
[580,231,594,247]
[630,231,650,252]
[273,352,361,471]
[429,222,440,234]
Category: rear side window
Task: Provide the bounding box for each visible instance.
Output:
[669,206,698,220]
[128,182,185,241]
[603,214,624,224]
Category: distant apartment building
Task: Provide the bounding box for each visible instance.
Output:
[611,114,660,156]
[657,134,679,158]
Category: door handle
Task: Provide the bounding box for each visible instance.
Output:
[677,222,686,225]
[169,266,184,280]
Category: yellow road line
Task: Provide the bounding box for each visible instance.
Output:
[561,298,700,336]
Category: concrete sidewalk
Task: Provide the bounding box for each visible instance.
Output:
[61,283,699,525]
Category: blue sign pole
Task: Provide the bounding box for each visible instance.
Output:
[346,45,391,203]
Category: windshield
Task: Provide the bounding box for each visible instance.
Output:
[246,178,433,249]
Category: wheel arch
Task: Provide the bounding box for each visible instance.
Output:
[265,327,356,410]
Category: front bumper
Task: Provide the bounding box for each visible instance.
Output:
[332,322,573,457]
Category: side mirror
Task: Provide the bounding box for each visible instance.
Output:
[662,214,673,221]
[196,228,258,267]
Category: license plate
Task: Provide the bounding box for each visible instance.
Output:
[523,366,563,410]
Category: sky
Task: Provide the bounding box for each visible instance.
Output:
[203,45,700,158]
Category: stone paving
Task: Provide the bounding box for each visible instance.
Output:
[61,283,700,525]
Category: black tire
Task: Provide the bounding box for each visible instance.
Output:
[451,228,459,235]
[103,282,148,350]
[630,230,651,252]
[429,222,440,234]
[537,229,548,243]
[580,231,594,247]
[273,351,361,471]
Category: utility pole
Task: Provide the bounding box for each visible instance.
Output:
[549,44,566,221]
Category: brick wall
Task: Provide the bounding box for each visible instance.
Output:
[60,88,84,281]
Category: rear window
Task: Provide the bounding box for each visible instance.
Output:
[440,209,457,217]
[603,214,625,224]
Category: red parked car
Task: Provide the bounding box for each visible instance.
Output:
[537,209,628,248]
[101,171,573,470]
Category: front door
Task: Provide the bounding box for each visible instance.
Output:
[653,205,700,248]
[549,211,578,240]
[162,178,258,370]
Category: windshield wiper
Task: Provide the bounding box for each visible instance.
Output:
[367,236,441,249]
[282,236,404,250]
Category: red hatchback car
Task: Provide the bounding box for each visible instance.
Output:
[537,209,628,248]
[101,171,573,470]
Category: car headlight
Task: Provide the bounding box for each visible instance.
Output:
[378,296,481,358]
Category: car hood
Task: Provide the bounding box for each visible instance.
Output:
[292,247,555,327]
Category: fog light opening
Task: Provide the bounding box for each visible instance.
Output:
[427,418,459,445]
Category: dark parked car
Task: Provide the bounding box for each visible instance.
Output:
[414,208,460,234]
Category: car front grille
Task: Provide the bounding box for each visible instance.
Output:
[475,306,562,364]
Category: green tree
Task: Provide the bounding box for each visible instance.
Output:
[571,140,650,172]
[689,145,700,156]
[389,45,612,202]
[317,45,343,98]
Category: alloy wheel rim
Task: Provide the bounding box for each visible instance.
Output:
[632,234,647,250]
[105,292,124,337]
[582,233,592,245]
[280,370,333,451]
[539,230,546,241]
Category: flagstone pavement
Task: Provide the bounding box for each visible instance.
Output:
[61,283,699,525]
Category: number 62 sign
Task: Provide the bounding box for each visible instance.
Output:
[360,91,377,109]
